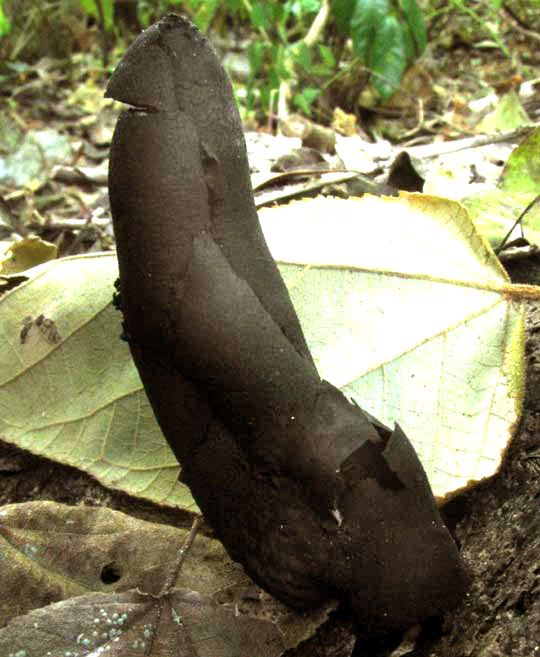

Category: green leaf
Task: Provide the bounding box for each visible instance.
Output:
[295,41,312,70]
[293,87,320,114]
[318,44,336,69]
[251,2,268,30]
[499,126,540,194]
[459,188,540,247]
[350,0,421,99]
[400,21,417,64]
[247,41,266,76]
[260,85,272,111]
[226,0,245,11]
[272,44,290,82]
[423,131,540,246]
[288,0,322,17]
[476,91,531,135]
[193,0,221,31]
[331,0,358,35]
[350,0,390,60]
[0,3,11,37]
[370,15,408,99]
[79,0,114,31]
[271,2,286,24]
[399,0,427,54]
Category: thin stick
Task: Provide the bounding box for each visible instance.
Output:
[144,515,204,656]
[495,192,540,254]
[159,515,204,597]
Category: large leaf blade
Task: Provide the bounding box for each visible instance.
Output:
[259,193,527,497]
[0,193,532,503]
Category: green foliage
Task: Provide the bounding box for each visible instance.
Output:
[0,0,11,37]
[187,0,247,32]
[333,0,357,34]
[2,0,427,118]
[241,1,337,118]
[332,0,426,100]
[79,0,114,30]
[189,0,223,32]
[136,0,244,32]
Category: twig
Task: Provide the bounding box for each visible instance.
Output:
[144,515,203,657]
[401,98,426,140]
[253,167,378,192]
[304,0,330,47]
[495,192,540,254]
[278,0,330,125]
[158,515,204,597]
[408,125,536,159]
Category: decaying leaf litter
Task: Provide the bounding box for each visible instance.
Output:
[1,9,540,256]
[0,502,334,656]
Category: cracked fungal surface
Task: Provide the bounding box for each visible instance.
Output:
[107,13,470,640]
